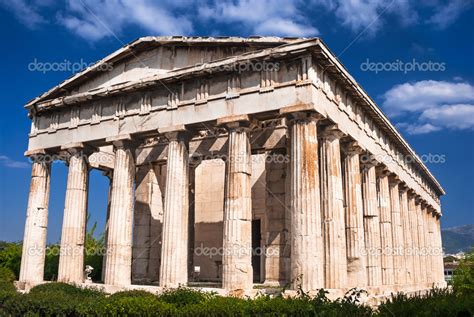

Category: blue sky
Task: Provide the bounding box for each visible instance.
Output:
[0,0,473,243]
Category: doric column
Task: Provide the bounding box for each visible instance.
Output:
[287,112,324,291]
[361,157,382,286]
[399,186,414,286]
[19,151,51,284]
[219,116,253,291]
[104,136,135,286]
[342,142,367,288]
[159,129,190,288]
[389,176,405,286]
[423,205,433,286]
[376,167,394,286]
[58,144,91,283]
[320,125,347,289]
[407,193,420,287]
[415,198,427,286]
[434,215,445,286]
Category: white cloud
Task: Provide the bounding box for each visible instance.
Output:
[0,0,46,29]
[198,0,319,37]
[383,80,474,134]
[420,104,474,130]
[57,0,193,41]
[254,18,319,37]
[428,0,473,29]
[311,0,417,36]
[396,122,441,135]
[0,155,30,169]
[382,80,474,116]
[2,0,471,41]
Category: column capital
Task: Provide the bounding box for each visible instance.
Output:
[341,140,364,155]
[158,125,191,142]
[60,142,96,156]
[24,148,47,157]
[319,124,346,140]
[398,182,409,193]
[415,195,423,205]
[360,152,378,170]
[375,164,391,178]
[279,103,320,116]
[389,174,401,185]
[217,114,254,130]
[106,134,137,150]
[24,148,57,165]
[283,110,323,124]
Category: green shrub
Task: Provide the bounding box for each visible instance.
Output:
[452,247,474,297]
[0,282,472,316]
[28,281,104,298]
[179,296,249,316]
[248,295,315,316]
[0,242,22,279]
[110,289,159,300]
[76,291,176,316]
[0,267,15,283]
[377,288,474,317]
[2,282,105,316]
[0,279,17,310]
[159,287,215,307]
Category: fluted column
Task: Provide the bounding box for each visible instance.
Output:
[320,125,347,289]
[58,145,91,283]
[399,186,414,286]
[104,136,135,286]
[342,142,367,288]
[376,168,394,286]
[415,199,427,286]
[287,113,324,292]
[160,131,189,288]
[434,215,445,286]
[19,152,51,284]
[361,158,382,286]
[407,194,420,287]
[389,176,405,286]
[423,205,433,286]
[221,119,253,291]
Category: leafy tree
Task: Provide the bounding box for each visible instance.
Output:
[452,246,474,297]
[0,241,22,279]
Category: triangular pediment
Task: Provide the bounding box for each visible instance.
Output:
[26,36,299,108]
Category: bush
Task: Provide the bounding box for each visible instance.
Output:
[2,282,105,316]
[28,282,104,298]
[0,282,472,316]
[159,287,215,307]
[452,247,474,297]
[0,241,22,279]
[377,288,474,317]
[0,267,15,283]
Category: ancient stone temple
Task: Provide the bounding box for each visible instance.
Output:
[18,37,446,297]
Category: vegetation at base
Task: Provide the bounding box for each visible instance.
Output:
[0,279,472,316]
[0,239,472,315]
[451,246,474,297]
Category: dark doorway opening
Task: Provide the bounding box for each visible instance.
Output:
[251,219,262,283]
